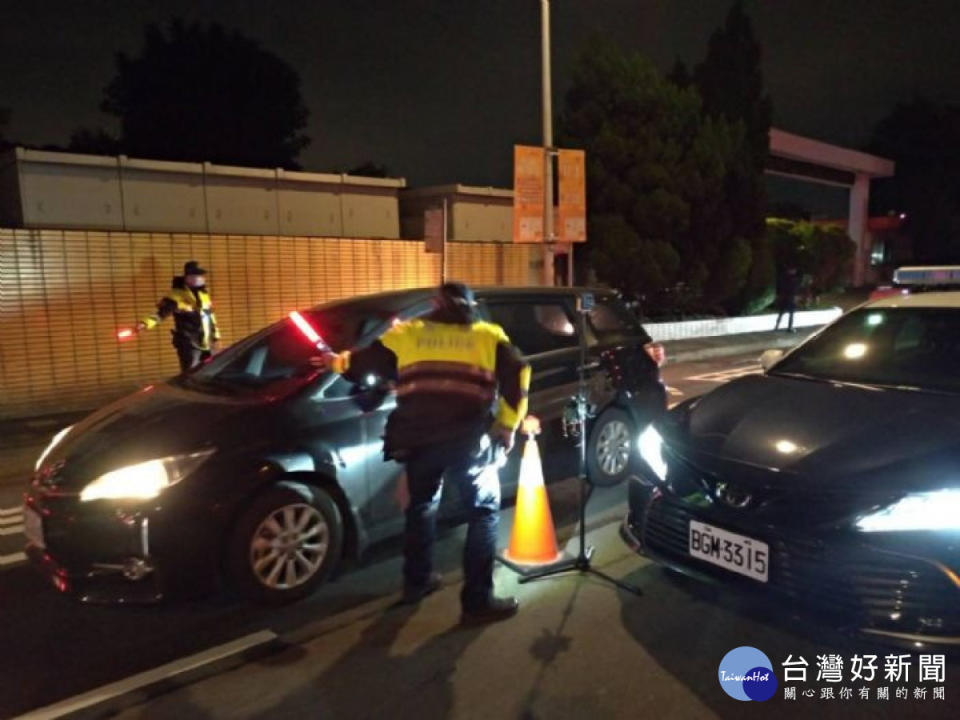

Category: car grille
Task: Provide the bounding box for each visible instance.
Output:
[641,495,960,635]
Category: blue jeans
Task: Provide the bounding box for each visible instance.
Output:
[403,436,501,612]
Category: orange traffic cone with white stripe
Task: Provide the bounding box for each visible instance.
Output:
[500,416,563,570]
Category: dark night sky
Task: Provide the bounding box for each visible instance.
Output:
[3,1,960,214]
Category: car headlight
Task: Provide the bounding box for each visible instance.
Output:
[79,449,216,502]
[638,425,667,481]
[35,425,73,471]
[856,489,960,532]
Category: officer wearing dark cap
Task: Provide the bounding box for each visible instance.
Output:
[317,283,531,624]
[137,260,221,371]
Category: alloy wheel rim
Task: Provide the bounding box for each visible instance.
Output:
[596,420,631,476]
[250,503,329,590]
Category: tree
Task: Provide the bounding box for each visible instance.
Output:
[68,127,121,155]
[667,59,692,90]
[560,36,740,308]
[102,20,309,168]
[870,98,960,263]
[691,1,774,311]
[0,107,10,150]
[767,219,853,301]
[767,201,811,221]
[694,1,772,171]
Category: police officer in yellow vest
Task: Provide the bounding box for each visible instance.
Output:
[319,283,531,624]
[137,261,221,371]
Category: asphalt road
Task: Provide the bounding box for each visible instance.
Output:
[2,353,956,719]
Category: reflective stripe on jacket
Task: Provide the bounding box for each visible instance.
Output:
[340,318,531,457]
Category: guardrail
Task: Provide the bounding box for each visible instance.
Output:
[644,307,843,342]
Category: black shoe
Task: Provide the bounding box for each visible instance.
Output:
[460,596,519,625]
[401,572,443,604]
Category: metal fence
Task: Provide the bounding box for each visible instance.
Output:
[0,228,543,419]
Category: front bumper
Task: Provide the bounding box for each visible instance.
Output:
[621,482,960,647]
[23,485,218,603]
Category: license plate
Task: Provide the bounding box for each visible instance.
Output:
[689,520,768,583]
[23,507,44,549]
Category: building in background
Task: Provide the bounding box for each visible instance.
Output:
[400,184,513,243]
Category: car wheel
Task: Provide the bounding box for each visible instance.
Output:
[227,483,343,604]
[586,407,636,487]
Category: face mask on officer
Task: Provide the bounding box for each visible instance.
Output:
[185,274,206,289]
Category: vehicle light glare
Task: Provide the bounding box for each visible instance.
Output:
[843,343,868,360]
[81,460,169,502]
[79,449,215,502]
[35,426,73,471]
[775,439,798,454]
[638,425,667,481]
[856,489,960,532]
[866,313,884,326]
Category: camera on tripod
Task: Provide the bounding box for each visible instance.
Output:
[496,290,641,595]
[561,292,594,440]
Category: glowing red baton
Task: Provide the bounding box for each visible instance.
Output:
[117,327,137,342]
[288,310,329,350]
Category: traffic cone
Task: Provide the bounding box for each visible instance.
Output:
[502,417,562,568]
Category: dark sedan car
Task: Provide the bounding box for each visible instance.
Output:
[24,286,664,603]
[622,291,960,646]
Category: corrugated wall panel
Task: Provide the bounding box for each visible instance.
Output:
[0,228,544,418]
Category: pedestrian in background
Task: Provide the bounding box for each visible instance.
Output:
[137,260,221,371]
[775,266,798,333]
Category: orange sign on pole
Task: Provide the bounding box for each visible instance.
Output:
[558,149,587,243]
[513,145,545,243]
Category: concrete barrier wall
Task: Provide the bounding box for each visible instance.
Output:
[0,148,406,238]
[644,308,843,342]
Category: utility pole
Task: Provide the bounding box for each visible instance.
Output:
[541,0,554,286]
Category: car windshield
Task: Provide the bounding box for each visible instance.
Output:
[185,303,390,391]
[771,307,960,394]
[587,295,648,341]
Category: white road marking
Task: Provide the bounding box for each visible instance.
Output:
[0,514,24,526]
[685,364,762,383]
[665,385,684,396]
[13,629,279,719]
[0,552,26,566]
[0,525,24,536]
[0,506,23,517]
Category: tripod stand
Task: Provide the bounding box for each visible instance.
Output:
[504,293,641,596]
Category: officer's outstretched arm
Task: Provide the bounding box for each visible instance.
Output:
[138,297,177,332]
[329,340,398,384]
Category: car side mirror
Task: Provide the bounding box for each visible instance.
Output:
[760,349,785,373]
[350,375,391,412]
